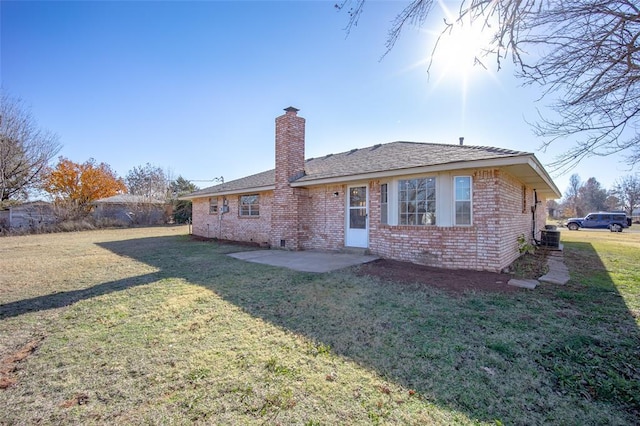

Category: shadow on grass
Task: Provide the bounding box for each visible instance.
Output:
[95,235,640,423]
[0,273,160,320]
[7,234,637,423]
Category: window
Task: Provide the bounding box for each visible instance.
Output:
[380,183,388,224]
[239,194,259,216]
[209,197,218,214]
[398,178,436,225]
[454,176,472,225]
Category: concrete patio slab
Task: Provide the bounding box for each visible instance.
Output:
[228,250,379,273]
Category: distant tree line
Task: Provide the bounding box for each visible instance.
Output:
[553,173,640,219]
[1,92,200,231]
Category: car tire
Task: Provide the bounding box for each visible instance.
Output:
[567,223,579,231]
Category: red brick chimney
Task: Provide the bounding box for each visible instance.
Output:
[271,107,306,250]
[275,106,305,184]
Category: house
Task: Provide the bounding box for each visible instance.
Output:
[93,194,169,225]
[0,201,56,231]
[183,107,561,272]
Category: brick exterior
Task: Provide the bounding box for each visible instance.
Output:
[367,169,544,272]
[190,109,554,272]
[299,185,345,250]
[271,108,306,249]
[192,192,272,244]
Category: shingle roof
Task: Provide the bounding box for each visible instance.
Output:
[300,141,526,182]
[186,169,275,198]
[93,194,165,204]
[185,141,531,199]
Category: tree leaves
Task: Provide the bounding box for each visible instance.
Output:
[42,157,126,218]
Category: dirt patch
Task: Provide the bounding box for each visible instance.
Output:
[0,337,44,389]
[357,259,520,294]
[60,393,90,408]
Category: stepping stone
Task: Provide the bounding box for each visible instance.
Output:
[539,272,569,285]
[508,278,539,289]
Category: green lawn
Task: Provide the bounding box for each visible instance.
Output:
[1,226,638,425]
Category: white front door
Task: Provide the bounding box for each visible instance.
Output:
[345,185,368,248]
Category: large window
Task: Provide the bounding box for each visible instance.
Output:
[398,178,436,225]
[380,183,388,224]
[209,197,218,215]
[454,176,472,225]
[239,194,259,217]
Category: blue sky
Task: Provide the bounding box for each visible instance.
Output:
[2,1,634,197]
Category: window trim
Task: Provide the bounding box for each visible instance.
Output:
[454,175,472,226]
[209,197,218,215]
[397,177,437,226]
[239,194,260,217]
[380,183,388,225]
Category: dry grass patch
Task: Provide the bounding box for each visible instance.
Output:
[1,226,638,424]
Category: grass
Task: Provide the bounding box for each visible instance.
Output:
[0,226,639,424]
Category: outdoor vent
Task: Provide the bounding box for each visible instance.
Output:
[280,239,286,248]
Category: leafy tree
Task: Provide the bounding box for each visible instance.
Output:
[126,163,168,200]
[337,0,640,171]
[169,176,198,224]
[42,157,126,218]
[0,93,62,204]
[613,174,640,216]
[605,194,621,212]
[578,177,608,213]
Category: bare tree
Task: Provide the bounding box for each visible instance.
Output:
[337,0,640,172]
[564,174,582,217]
[125,163,168,200]
[613,174,640,215]
[0,93,62,204]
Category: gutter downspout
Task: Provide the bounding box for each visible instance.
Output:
[532,189,539,245]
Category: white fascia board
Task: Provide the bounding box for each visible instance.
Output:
[527,157,562,198]
[180,185,275,200]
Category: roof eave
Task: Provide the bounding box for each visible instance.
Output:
[181,185,276,200]
[292,155,561,198]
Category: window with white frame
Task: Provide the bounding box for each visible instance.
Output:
[380,183,388,224]
[454,176,472,225]
[239,194,259,216]
[209,197,218,214]
[398,177,436,225]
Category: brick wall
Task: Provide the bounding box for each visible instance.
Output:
[494,170,533,269]
[271,107,306,249]
[368,168,536,272]
[299,184,345,250]
[192,192,272,244]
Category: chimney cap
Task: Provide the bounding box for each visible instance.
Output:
[284,106,299,114]
[459,137,464,145]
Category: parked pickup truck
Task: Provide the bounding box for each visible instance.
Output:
[566,212,632,232]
